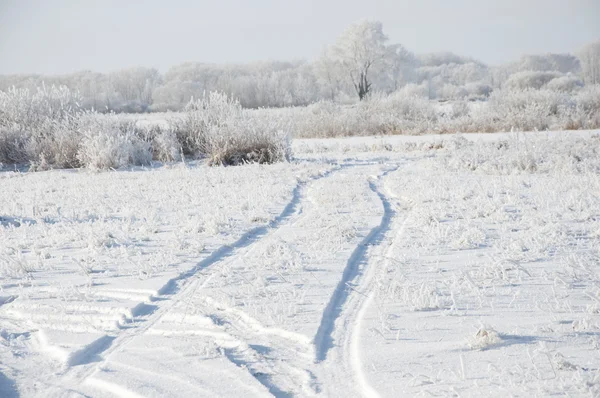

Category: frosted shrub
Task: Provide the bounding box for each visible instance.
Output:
[77,130,151,170]
[0,86,173,169]
[545,76,584,93]
[1,87,289,168]
[205,111,291,166]
[267,87,599,139]
[358,92,438,135]
[385,91,438,130]
[0,128,29,164]
[576,85,600,113]
[0,85,82,129]
[298,101,347,137]
[570,85,600,129]
[76,118,152,170]
[463,82,493,99]
[280,86,600,138]
[398,83,429,98]
[482,89,566,131]
[288,92,438,138]
[114,122,182,163]
[3,84,600,168]
[0,85,84,167]
[293,101,352,138]
[152,127,182,162]
[26,116,84,169]
[504,71,563,90]
[178,91,243,156]
[179,92,291,165]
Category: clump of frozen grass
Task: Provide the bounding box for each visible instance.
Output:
[571,317,600,332]
[444,134,600,175]
[205,115,291,166]
[451,226,487,250]
[467,326,502,350]
[445,86,600,133]
[259,239,302,274]
[0,251,35,280]
[175,91,243,156]
[551,352,579,371]
[469,259,531,286]
[76,119,152,170]
[247,85,600,139]
[202,215,231,235]
[0,85,84,168]
[151,127,183,162]
[283,92,438,138]
[383,279,452,311]
[0,85,82,129]
[0,86,156,170]
[176,92,291,165]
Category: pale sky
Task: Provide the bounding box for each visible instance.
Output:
[0,0,598,74]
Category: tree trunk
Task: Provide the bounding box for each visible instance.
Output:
[357,71,371,100]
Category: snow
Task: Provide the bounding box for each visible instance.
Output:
[1,131,599,397]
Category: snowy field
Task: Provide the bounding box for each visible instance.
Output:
[1,131,600,397]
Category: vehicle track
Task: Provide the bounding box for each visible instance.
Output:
[313,166,400,362]
[52,166,341,395]
[38,161,409,397]
[315,164,409,398]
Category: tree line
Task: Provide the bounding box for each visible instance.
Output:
[1,21,598,112]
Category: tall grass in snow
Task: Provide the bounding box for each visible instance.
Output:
[0,85,83,168]
[0,86,152,170]
[174,92,291,165]
[0,87,291,169]
[1,83,598,169]
[249,85,600,138]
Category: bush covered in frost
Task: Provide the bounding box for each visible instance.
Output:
[1,83,599,169]
[0,86,291,170]
[253,85,600,138]
[174,92,291,165]
[0,85,84,168]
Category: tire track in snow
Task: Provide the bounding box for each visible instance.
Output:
[55,166,341,395]
[313,166,400,363]
[143,296,319,397]
[200,298,318,397]
[170,163,396,397]
[314,164,407,398]
[346,178,413,398]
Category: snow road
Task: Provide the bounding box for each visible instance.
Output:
[1,131,600,397]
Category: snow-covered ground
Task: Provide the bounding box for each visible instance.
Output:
[1,131,599,397]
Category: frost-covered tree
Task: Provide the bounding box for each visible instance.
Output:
[545,75,584,92]
[330,20,389,100]
[156,61,319,109]
[578,40,600,85]
[504,70,563,90]
[413,54,489,100]
[382,44,417,91]
[516,54,581,74]
[314,48,346,101]
[108,67,161,111]
[417,52,477,67]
